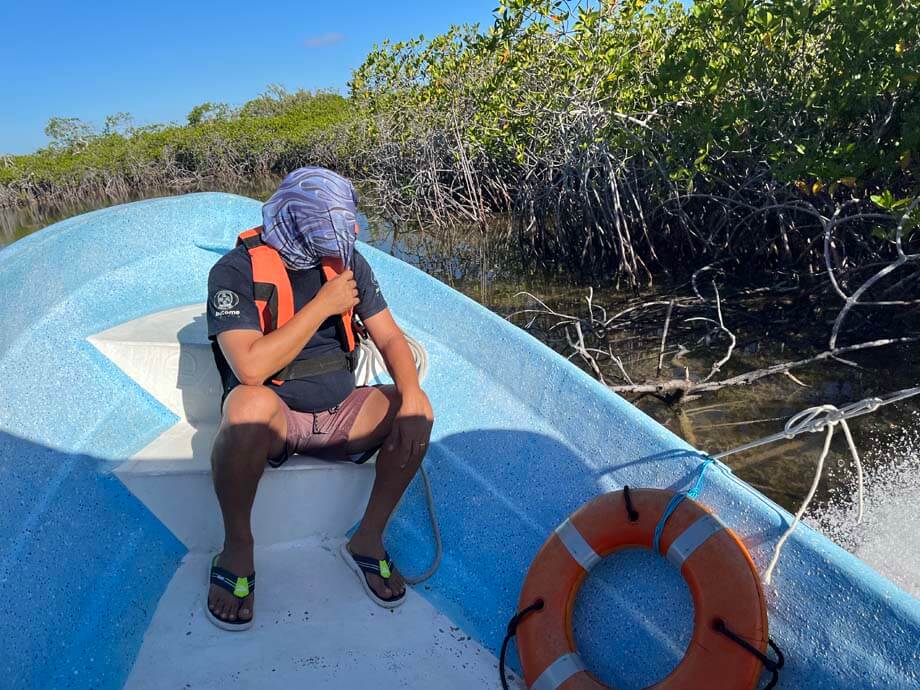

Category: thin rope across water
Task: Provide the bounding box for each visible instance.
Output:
[710,386,920,585]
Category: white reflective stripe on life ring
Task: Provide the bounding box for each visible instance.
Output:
[555,518,601,572]
[666,513,725,569]
[530,652,586,690]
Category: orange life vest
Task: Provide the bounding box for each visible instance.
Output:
[236,227,359,384]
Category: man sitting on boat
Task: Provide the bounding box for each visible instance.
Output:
[204,167,434,630]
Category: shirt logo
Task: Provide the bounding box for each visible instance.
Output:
[212,289,240,318]
[213,290,239,311]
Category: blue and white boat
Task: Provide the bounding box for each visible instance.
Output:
[1,194,918,689]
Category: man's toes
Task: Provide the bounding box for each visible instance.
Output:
[368,575,392,599]
[239,597,253,621]
[219,598,233,620]
[210,588,231,617]
[389,569,406,596]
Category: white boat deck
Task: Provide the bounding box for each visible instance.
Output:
[89,305,517,689]
[125,538,509,690]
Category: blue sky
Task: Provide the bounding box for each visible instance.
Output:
[0,1,497,155]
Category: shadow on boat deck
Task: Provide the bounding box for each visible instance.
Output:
[0,431,186,690]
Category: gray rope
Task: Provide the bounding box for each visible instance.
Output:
[403,465,442,585]
[355,334,440,584]
[711,386,920,460]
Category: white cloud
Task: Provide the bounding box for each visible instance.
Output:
[304,32,346,48]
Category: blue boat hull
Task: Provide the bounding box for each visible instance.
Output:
[1,193,917,689]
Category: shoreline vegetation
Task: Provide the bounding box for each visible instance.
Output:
[2,0,918,407]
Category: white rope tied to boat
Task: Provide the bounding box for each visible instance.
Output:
[711,386,920,585]
[355,333,440,585]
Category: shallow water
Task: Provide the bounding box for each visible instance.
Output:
[3,193,919,597]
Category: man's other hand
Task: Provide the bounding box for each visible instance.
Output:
[384,388,434,469]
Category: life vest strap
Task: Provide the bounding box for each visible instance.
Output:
[273,350,358,380]
[252,282,278,335]
[321,257,356,352]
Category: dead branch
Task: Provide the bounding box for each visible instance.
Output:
[610,337,918,397]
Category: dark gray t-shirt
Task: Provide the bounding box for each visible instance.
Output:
[207,246,387,412]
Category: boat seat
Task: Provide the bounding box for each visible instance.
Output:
[89,304,384,550]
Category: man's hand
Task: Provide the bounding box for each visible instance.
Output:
[315,270,359,317]
[217,270,358,386]
[384,387,434,469]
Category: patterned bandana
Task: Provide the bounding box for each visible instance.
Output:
[261,167,360,270]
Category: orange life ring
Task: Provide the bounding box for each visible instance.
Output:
[517,488,768,690]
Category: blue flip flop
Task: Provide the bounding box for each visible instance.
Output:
[205,553,255,631]
[340,543,407,609]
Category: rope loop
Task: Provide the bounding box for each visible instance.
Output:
[499,599,545,690]
[652,459,714,554]
[763,402,867,585]
[863,397,882,413]
[714,619,785,690]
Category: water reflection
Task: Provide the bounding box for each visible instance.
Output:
[358,207,920,514]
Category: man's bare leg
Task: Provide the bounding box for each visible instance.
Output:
[207,385,287,623]
[343,385,424,600]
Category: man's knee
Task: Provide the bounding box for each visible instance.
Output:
[221,385,281,437]
[378,384,402,410]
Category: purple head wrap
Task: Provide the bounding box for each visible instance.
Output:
[261,167,360,270]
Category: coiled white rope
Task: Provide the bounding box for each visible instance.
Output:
[711,386,920,585]
[355,334,429,387]
[355,334,439,585]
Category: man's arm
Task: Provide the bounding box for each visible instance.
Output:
[218,270,359,386]
[364,308,434,466]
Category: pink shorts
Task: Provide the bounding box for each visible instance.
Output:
[269,386,378,467]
